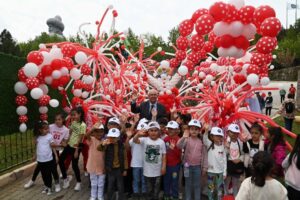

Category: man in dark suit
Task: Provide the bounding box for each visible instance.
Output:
[131,89,167,121]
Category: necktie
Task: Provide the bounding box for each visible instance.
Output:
[149,104,155,119]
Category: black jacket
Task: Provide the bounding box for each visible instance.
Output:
[131,100,167,121]
[104,141,126,172]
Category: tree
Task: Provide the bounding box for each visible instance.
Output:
[0,29,21,56]
[125,28,140,53]
[167,27,180,45]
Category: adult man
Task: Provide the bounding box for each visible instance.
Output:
[131,89,167,121]
[289,84,296,99]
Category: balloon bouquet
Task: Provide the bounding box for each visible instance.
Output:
[14,0,296,149]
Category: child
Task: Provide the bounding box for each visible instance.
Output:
[203,127,227,200]
[243,123,266,177]
[282,135,300,200]
[86,123,105,200]
[133,121,166,200]
[267,127,286,178]
[126,122,148,199]
[33,120,58,195]
[265,92,273,116]
[98,128,128,200]
[59,107,86,191]
[236,152,288,200]
[158,117,169,140]
[164,121,181,200]
[224,124,244,197]
[177,119,207,200]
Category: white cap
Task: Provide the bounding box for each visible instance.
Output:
[107,128,120,137]
[147,121,160,130]
[228,124,240,133]
[108,117,120,125]
[137,122,148,131]
[139,118,148,124]
[211,127,224,137]
[166,121,179,129]
[188,119,202,128]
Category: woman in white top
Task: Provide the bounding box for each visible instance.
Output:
[236,151,288,200]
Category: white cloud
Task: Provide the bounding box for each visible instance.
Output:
[0,0,293,42]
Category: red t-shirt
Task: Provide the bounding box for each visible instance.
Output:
[289,87,296,94]
[164,135,181,166]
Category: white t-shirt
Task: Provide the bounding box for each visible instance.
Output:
[129,138,144,168]
[36,134,54,162]
[236,177,288,200]
[49,124,69,150]
[140,137,166,177]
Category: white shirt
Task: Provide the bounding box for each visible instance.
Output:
[129,138,144,168]
[36,134,54,162]
[140,137,166,177]
[236,177,288,200]
[49,124,69,150]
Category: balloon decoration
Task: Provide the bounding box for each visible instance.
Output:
[13,0,296,151]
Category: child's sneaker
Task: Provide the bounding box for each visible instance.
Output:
[24,180,35,188]
[41,187,48,194]
[84,171,89,176]
[67,175,73,182]
[55,183,61,192]
[74,182,81,191]
[62,178,70,189]
[46,188,52,195]
[89,197,96,200]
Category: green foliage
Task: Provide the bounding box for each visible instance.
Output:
[0,29,21,56]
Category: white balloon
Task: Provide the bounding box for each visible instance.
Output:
[242,24,256,40]
[41,51,53,65]
[105,95,111,100]
[14,81,28,95]
[44,76,53,84]
[217,47,227,57]
[82,75,94,84]
[229,21,244,37]
[228,0,245,9]
[60,67,69,76]
[269,65,275,70]
[75,51,88,65]
[49,99,59,108]
[227,46,239,57]
[52,70,62,79]
[116,89,122,95]
[199,72,206,79]
[24,63,39,77]
[39,84,49,94]
[260,77,270,86]
[39,106,48,114]
[206,74,214,82]
[81,91,89,99]
[73,89,82,97]
[237,52,252,62]
[210,63,219,72]
[70,68,82,80]
[178,65,188,76]
[247,74,259,86]
[50,47,63,59]
[198,83,204,89]
[16,106,28,115]
[30,88,43,99]
[39,43,46,49]
[19,123,27,133]
[213,22,229,37]
[211,81,216,86]
[160,60,170,68]
[157,47,162,52]
[104,77,110,84]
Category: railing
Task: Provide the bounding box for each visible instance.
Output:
[0,131,35,173]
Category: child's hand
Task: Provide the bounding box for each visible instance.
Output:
[223,175,227,180]
[133,114,140,123]
[55,156,59,164]
[126,129,133,138]
[183,130,190,138]
[138,130,146,137]
[74,150,79,159]
[151,108,158,118]
[32,155,36,162]
[161,167,166,175]
[102,139,111,146]
[202,170,207,177]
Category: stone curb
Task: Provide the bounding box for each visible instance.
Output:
[0,162,36,188]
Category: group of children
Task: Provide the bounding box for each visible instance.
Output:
[24,106,300,200]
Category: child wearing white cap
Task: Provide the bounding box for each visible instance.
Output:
[163,121,181,200]
[177,119,208,200]
[133,121,166,200]
[224,124,245,197]
[203,127,227,200]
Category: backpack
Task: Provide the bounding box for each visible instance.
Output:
[285,102,295,114]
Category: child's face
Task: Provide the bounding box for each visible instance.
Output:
[148,128,160,140]
[189,126,200,137]
[93,129,104,140]
[228,131,239,141]
[168,128,178,137]
[108,123,120,130]
[107,137,118,144]
[55,116,64,127]
[250,128,262,142]
[40,125,49,135]
[160,124,167,134]
[71,111,81,122]
[212,135,223,145]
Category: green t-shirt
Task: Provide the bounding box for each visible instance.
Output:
[68,121,86,147]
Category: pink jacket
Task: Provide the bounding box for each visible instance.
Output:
[271,143,287,166]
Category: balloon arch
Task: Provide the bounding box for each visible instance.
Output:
[14,0,296,149]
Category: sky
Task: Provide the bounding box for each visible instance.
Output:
[0,0,298,42]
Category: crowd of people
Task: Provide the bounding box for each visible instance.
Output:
[23,89,300,200]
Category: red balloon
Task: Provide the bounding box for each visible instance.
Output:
[51,79,60,89]
[246,64,260,75]
[263,53,273,65]
[169,58,180,68]
[81,64,92,75]
[61,44,77,57]
[202,41,214,53]
[175,50,187,61]
[84,84,93,92]
[187,51,201,64]
[253,5,276,26]
[190,34,205,52]
[224,4,238,23]
[178,19,194,37]
[183,60,195,70]
[238,6,255,24]
[18,68,27,82]
[27,51,44,65]
[51,59,63,70]
[260,65,269,74]
[195,14,215,35]
[25,77,40,89]
[19,115,28,123]
[208,32,217,43]
[112,10,118,17]
[220,35,234,48]
[260,17,281,37]
[214,37,222,48]
[191,8,209,23]
[38,95,51,106]
[176,36,189,50]
[60,75,70,86]
[256,36,277,54]
[15,95,28,106]
[74,80,84,89]
[64,57,74,70]
[209,2,228,22]
[40,114,48,121]
[234,36,250,50]
[36,72,45,84]
[250,53,266,66]
[41,65,53,77]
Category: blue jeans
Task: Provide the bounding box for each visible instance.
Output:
[164,164,180,198]
[284,117,294,132]
[185,165,201,200]
[132,167,146,194]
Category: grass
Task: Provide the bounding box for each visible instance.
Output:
[0,131,35,174]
